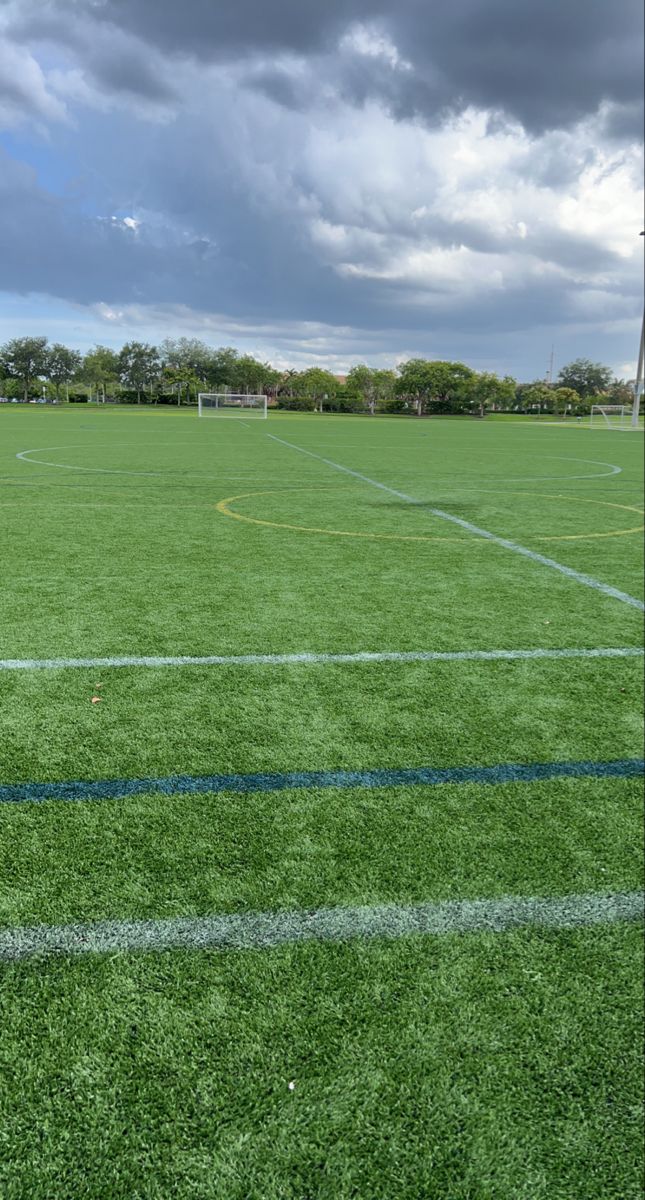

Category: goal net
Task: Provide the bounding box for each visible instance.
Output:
[590,404,630,430]
[198,393,267,419]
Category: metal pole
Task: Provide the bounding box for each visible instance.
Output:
[632,310,644,428]
[633,233,644,429]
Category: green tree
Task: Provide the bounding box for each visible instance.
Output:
[557,358,612,397]
[395,359,474,415]
[374,369,397,410]
[46,344,82,401]
[0,336,49,401]
[160,338,213,381]
[80,346,120,400]
[296,368,340,411]
[520,383,553,413]
[346,365,396,413]
[231,355,281,396]
[275,369,300,400]
[206,346,241,389]
[468,372,516,417]
[1,378,25,400]
[117,341,160,403]
[551,386,580,416]
[160,365,203,404]
[606,379,635,406]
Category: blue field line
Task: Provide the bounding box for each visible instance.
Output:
[0,758,642,806]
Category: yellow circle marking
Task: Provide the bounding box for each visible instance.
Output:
[215,487,465,541]
[528,493,644,540]
[215,487,644,544]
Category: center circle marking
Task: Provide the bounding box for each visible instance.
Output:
[215,488,644,543]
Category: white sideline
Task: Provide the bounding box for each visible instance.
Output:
[0,647,643,671]
[267,433,645,612]
[1,891,642,962]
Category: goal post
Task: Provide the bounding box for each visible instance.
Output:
[198,393,268,419]
[590,404,631,430]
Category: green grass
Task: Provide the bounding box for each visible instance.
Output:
[1,927,642,1200]
[0,407,643,1198]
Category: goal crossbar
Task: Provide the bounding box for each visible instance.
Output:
[198,393,267,419]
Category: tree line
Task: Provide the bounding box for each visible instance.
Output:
[0,336,633,416]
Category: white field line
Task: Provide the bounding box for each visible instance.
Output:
[1,891,641,962]
[266,451,623,482]
[15,445,626,488]
[1,647,643,671]
[539,421,644,433]
[16,447,165,478]
[15,446,263,482]
[267,433,645,612]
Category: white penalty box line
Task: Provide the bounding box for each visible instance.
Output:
[0,647,643,671]
[267,433,645,613]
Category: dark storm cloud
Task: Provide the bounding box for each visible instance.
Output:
[0,151,206,305]
[10,0,643,134]
[391,0,644,133]
[0,0,641,376]
[246,55,449,131]
[88,40,178,103]
[0,145,374,325]
[599,101,645,142]
[64,0,377,58]
[4,140,625,348]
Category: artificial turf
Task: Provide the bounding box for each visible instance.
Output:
[0,406,643,1198]
[1,929,642,1200]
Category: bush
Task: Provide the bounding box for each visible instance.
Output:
[118,390,146,404]
[275,396,316,411]
[378,398,408,414]
[324,396,367,413]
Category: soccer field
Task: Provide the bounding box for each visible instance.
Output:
[1,407,643,1199]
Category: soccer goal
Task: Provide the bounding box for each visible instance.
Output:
[198,393,267,419]
[590,404,631,430]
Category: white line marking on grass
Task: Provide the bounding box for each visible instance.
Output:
[267,433,645,612]
[273,451,623,484]
[13,445,624,489]
[1,647,643,672]
[16,447,166,478]
[15,446,263,482]
[1,891,641,962]
[473,456,623,483]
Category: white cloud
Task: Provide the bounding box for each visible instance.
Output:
[557,142,643,258]
[204,90,642,306]
[79,299,409,371]
[340,22,412,71]
[0,4,642,380]
[95,302,124,321]
[0,37,67,129]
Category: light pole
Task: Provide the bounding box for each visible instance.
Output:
[632,232,644,429]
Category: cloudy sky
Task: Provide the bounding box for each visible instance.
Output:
[0,0,642,378]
